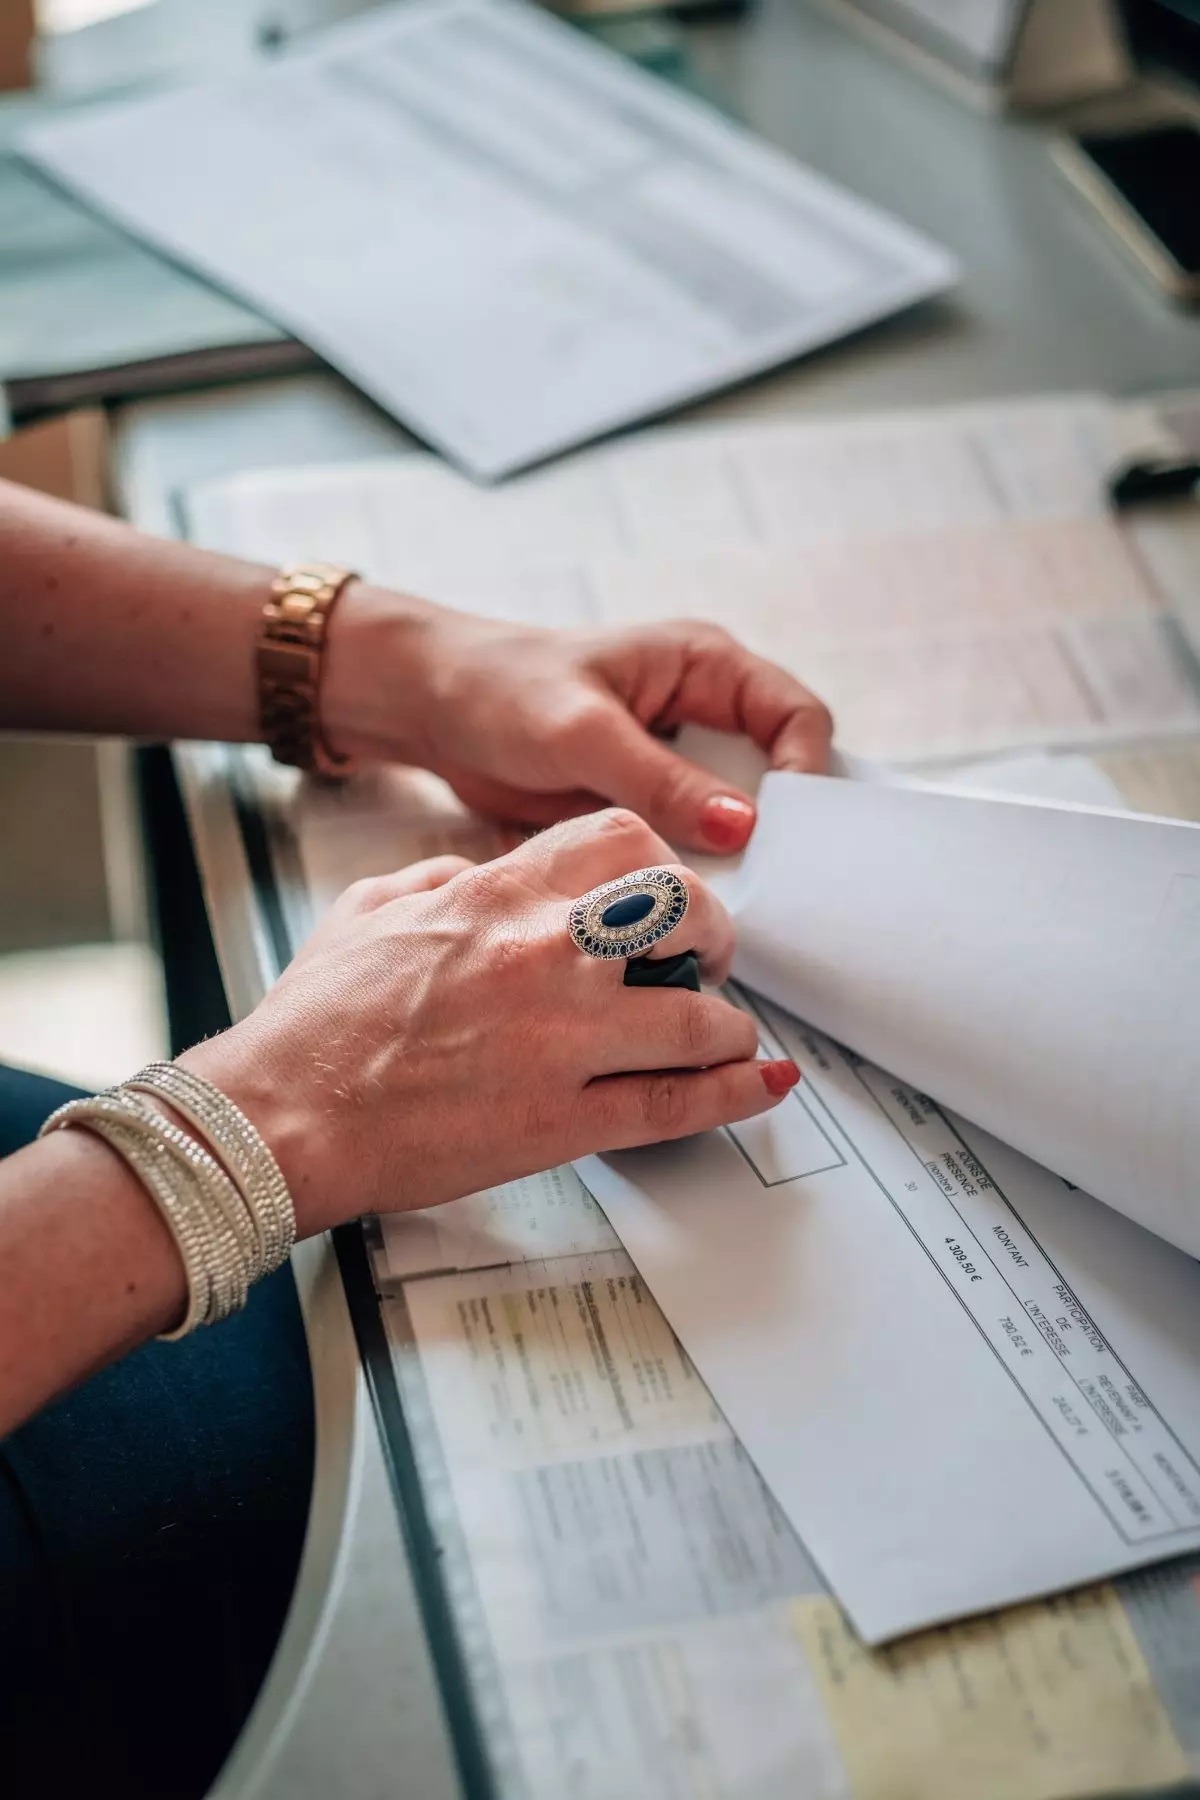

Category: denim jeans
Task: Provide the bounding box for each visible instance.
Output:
[0,1066,315,1799]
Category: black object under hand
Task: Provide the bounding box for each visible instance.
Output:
[623,951,701,992]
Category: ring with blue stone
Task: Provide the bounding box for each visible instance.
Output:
[568,865,690,962]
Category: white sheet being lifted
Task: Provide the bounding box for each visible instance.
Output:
[582,772,1200,1641]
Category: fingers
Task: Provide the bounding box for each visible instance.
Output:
[761,674,835,775]
[644,624,834,779]
[441,767,602,829]
[591,990,757,1075]
[296,854,475,961]
[584,625,833,851]
[561,703,759,857]
[583,1056,801,1149]
[488,810,733,981]
[499,806,679,896]
[638,864,733,983]
[335,855,474,916]
[387,855,477,896]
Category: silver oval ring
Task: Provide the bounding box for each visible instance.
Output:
[568,865,690,961]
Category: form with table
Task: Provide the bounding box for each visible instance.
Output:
[83,0,1200,1794]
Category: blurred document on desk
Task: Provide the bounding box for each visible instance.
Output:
[183,395,1200,764]
[0,89,309,419]
[381,1241,1200,1797]
[376,1163,619,1277]
[20,0,954,479]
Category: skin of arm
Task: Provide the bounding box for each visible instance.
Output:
[0,1131,188,1430]
[0,476,434,753]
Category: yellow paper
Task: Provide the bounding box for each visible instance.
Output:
[794,1587,1187,1800]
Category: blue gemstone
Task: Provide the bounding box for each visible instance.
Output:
[601,891,655,929]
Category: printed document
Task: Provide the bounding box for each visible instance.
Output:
[182,395,1200,767]
[381,1240,1200,1797]
[21,0,954,479]
[583,773,1200,1640]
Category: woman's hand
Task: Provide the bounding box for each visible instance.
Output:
[323,589,833,856]
[181,810,800,1236]
[1,486,829,850]
[1,484,829,853]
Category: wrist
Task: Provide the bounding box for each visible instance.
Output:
[177,1031,341,1239]
[319,580,443,767]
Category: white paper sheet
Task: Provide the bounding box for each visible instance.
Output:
[734,772,1200,1263]
[581,986,1200,1643]
[576,767,1200,1641]
[182,396,1200,767]
[21,0,954,479]
[933,747,1125,808]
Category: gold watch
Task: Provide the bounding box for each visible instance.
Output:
[256,562,358,779]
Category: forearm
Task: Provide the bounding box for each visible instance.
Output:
[0,478,273,741]
[0,479,436,753]
[0,1129,187,1434]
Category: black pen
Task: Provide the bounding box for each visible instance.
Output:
[1108,455,1200,509]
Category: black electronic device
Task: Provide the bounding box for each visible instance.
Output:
[1055,120,1200,301]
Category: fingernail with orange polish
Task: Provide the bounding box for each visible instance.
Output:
[760,1059,801,1097]
[700,794,755,850]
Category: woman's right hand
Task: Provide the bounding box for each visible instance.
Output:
[181,808,799,1236]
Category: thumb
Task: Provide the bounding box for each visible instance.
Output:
[576,708,757,854]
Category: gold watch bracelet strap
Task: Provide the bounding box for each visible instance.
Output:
[256,562,358,779]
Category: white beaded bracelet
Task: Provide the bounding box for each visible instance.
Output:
[38,1072,295,1340]
[40,1090,246,1334]
[124,1062,295,1277]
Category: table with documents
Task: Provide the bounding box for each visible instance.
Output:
[92,1,1200,1792]
[117,381,1200,1800]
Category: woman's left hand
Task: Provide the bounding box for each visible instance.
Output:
[323,590,832,856]
[182,812,799,1232]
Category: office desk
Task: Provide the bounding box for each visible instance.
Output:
[110,4,1200,1794]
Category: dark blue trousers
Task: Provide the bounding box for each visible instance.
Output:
[0,1067,315,1800]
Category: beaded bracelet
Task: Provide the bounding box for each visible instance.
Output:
[39,1069,296,1340]
[124,1063,295,1277]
